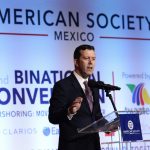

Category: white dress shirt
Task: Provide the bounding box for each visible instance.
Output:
[73,71,88,93]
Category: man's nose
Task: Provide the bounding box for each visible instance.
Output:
[88,58,93,64]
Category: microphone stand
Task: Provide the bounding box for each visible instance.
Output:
[105,89,119,118]
[105,89,121,150]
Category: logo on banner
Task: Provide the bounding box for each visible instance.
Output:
[128,120,134,130]
[127,83,150,105]
[119,114,143,141]
[42,126,59,136]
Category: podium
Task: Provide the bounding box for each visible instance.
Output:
[77,111,143,149]
[77,82,147,149]
[77,111,120,134]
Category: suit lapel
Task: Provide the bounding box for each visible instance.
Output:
[70,73,84,95]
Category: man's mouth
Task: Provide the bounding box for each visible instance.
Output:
[87,66,93,70]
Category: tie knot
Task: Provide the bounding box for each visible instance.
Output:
[83,80,88,86]
[83,81,91,93]
[83,81,89,90]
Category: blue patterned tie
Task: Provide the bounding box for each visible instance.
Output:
[84,81,93,112]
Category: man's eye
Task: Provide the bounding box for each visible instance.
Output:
[83,57,95,60]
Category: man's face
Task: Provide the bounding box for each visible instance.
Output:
[74,49,96,78]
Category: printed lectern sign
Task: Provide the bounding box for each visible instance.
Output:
[119,114,143,141]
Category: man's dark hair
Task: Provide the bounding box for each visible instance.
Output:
[74,44,95,59]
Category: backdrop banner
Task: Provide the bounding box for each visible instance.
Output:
[0,0,150,150]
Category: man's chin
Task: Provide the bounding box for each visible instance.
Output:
[85,72,93,77]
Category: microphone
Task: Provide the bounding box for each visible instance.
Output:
[88,80,121,91]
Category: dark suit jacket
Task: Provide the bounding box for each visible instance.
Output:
[48,73,104,150]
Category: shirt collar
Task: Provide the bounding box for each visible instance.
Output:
[73,71,88,91]
[73,71,88,82]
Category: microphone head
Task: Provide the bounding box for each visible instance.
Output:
[88,80,121,91]
[88,80,104,88]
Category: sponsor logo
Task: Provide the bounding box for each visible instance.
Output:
[43,127,59,136]
[128,120,134,130]
[127,83,150,105]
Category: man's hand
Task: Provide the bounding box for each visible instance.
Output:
[105,122,119,134]
[68,97,83,114]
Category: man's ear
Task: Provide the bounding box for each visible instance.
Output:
[74,59,79,67]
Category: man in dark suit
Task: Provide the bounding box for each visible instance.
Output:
[48,44,104,150]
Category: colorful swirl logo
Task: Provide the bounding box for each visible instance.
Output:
[127,83,150,105]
